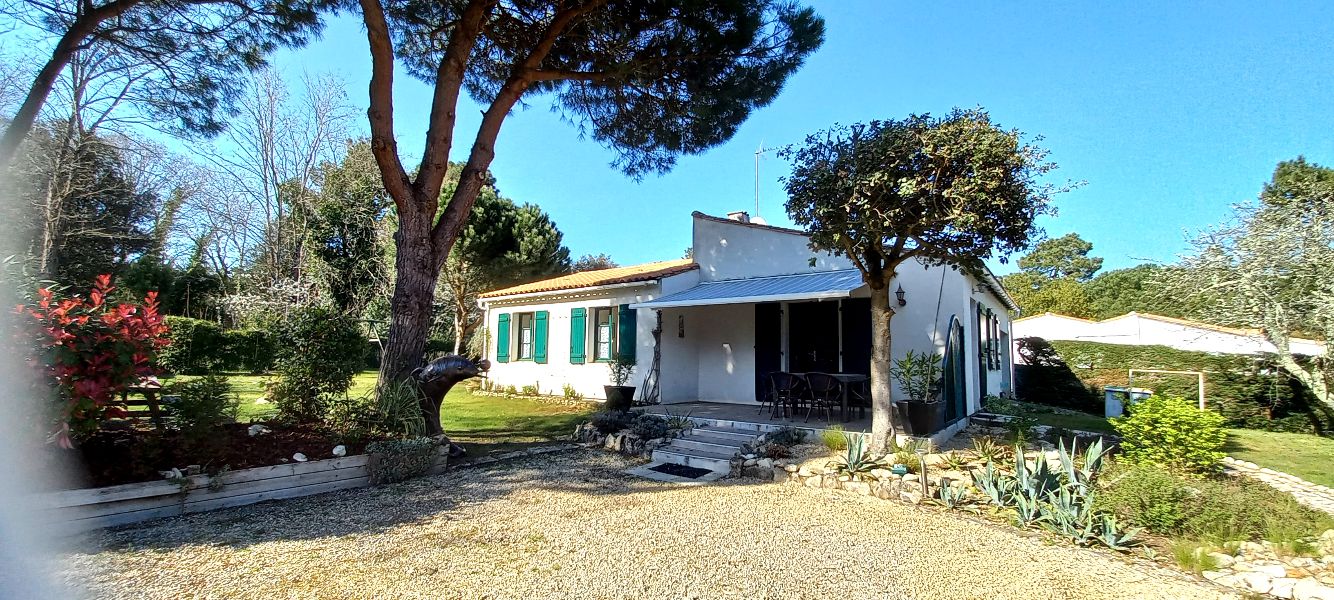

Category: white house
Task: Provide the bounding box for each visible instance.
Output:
[477,211,1018,437]
[1011,311,1326,359]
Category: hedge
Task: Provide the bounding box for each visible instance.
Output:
[159,317,279,375]
[1015,337,1331,435]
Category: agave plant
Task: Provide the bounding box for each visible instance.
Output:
[662,409,695,431]
[941,450,969,471]
[1012,489,1045,526]
[972,436,1012,465]
[971,462,1013,507]
[827,432,888,481]
[1096,515,1142,551]
[933,482,974,511]
[1040,486,1098,545]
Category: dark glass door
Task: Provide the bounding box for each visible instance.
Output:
[788,301,840,373]
[839,298,871,376]
[943,316,967,423]
[754,303,783,403]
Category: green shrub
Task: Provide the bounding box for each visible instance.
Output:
[1099,462,1334,543]
[1021,338,1331,434]
[268,307,367,423]
[521,384,539,396]
[1096,463,1191,533]
[159,316,226,375]
[590,410,636,434]
[821,425,848,451]
[165,375,238,434]
[629,413,670,440]
[327,378,426,442]
[1113,394,1227,474]
[221,328,277,373]
[766,427,808,447]
[367,437,439,484]
[562,383,583,400]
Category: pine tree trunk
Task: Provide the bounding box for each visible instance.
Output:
[869,284,897,453]
[378,212,441,385]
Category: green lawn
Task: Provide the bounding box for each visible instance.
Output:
[169,371,594,453]
[1225,428,1334,488]
[1030,410,1117,434]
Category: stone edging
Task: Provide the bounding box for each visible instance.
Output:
[449,444,582,470]
[1223,457,1334,516]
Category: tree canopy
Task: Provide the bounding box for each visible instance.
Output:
[356,0,825,383]
[782,108,1060,450]
[1169,158,1334,411]
[441,164,570,353]
[1016,233,1102,281]
[572,253,617,272]
[0,0,328,165]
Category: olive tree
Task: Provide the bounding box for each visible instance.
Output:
[1170,158,1334,411]
[354,0,825,386]
[781,109,1061,451]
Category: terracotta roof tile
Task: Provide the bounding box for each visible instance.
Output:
[479,259,697,299]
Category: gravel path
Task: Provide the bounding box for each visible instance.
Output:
[61,451,1230,599]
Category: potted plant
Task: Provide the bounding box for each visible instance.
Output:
[890,349,943,435]
[603,355,637,412]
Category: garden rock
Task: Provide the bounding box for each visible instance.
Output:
[247,424,271,437]
[332,445,347,458]
[1294,578,1334,600]
[293,453,308,462]
[1243,572,1274,594]
[899,490,922,505]
[1272,578,1300,599]
[1208,552,1235,568]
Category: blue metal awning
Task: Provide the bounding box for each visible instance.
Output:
[629,269,866,309]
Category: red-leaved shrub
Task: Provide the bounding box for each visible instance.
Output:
[13,274,169,447]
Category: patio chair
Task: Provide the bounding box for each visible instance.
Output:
[802,372,843,423]
[768,372,806,419]
[846,378,871,420]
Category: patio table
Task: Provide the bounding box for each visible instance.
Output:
[791,372,869,422]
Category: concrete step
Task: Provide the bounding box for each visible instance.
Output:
[673,433,748,454]
[690,425,763,444]
[650,448,733,473]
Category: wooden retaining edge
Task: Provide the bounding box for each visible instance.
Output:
[40,447,449,533]
[40,443,582,533]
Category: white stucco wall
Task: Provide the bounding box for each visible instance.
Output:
[1011,312,1326,358]
[477,212,1016,415]
[479,272,694,400]
[691,214,850,281]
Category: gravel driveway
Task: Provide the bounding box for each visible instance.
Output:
[62,451,1230,599]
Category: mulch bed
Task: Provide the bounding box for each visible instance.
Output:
[48,422,389,489]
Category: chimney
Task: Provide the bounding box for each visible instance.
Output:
[727,211,751,223]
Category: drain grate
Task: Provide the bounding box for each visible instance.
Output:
[648,463,713,479]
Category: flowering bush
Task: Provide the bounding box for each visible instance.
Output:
[13,275,169,446]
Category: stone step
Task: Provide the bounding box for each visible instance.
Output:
[673,433,748,454]
[690,425,763,443]
[650,447,733,473]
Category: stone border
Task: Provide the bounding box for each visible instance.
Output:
[1222,457,1334,516]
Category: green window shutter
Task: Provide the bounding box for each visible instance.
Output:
[616,304,637,362]
[569,308,586,364]
[496,313,511,363]
[534,311,549,364]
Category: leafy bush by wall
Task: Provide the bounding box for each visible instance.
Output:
[159,317,226,375]
[161,317,279,375]
[1113,394,1227,474]
[268,307,367,423]
[221,329,277,374]
[1016,337,1330,435]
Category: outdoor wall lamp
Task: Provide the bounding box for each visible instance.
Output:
[895,285,907,307]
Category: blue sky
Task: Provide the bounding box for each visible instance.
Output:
[127,2,1334,273]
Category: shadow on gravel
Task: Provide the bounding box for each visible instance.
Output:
[78,450,767,553]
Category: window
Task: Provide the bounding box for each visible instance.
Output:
[593,306,615,361]
[516,312,535,360]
